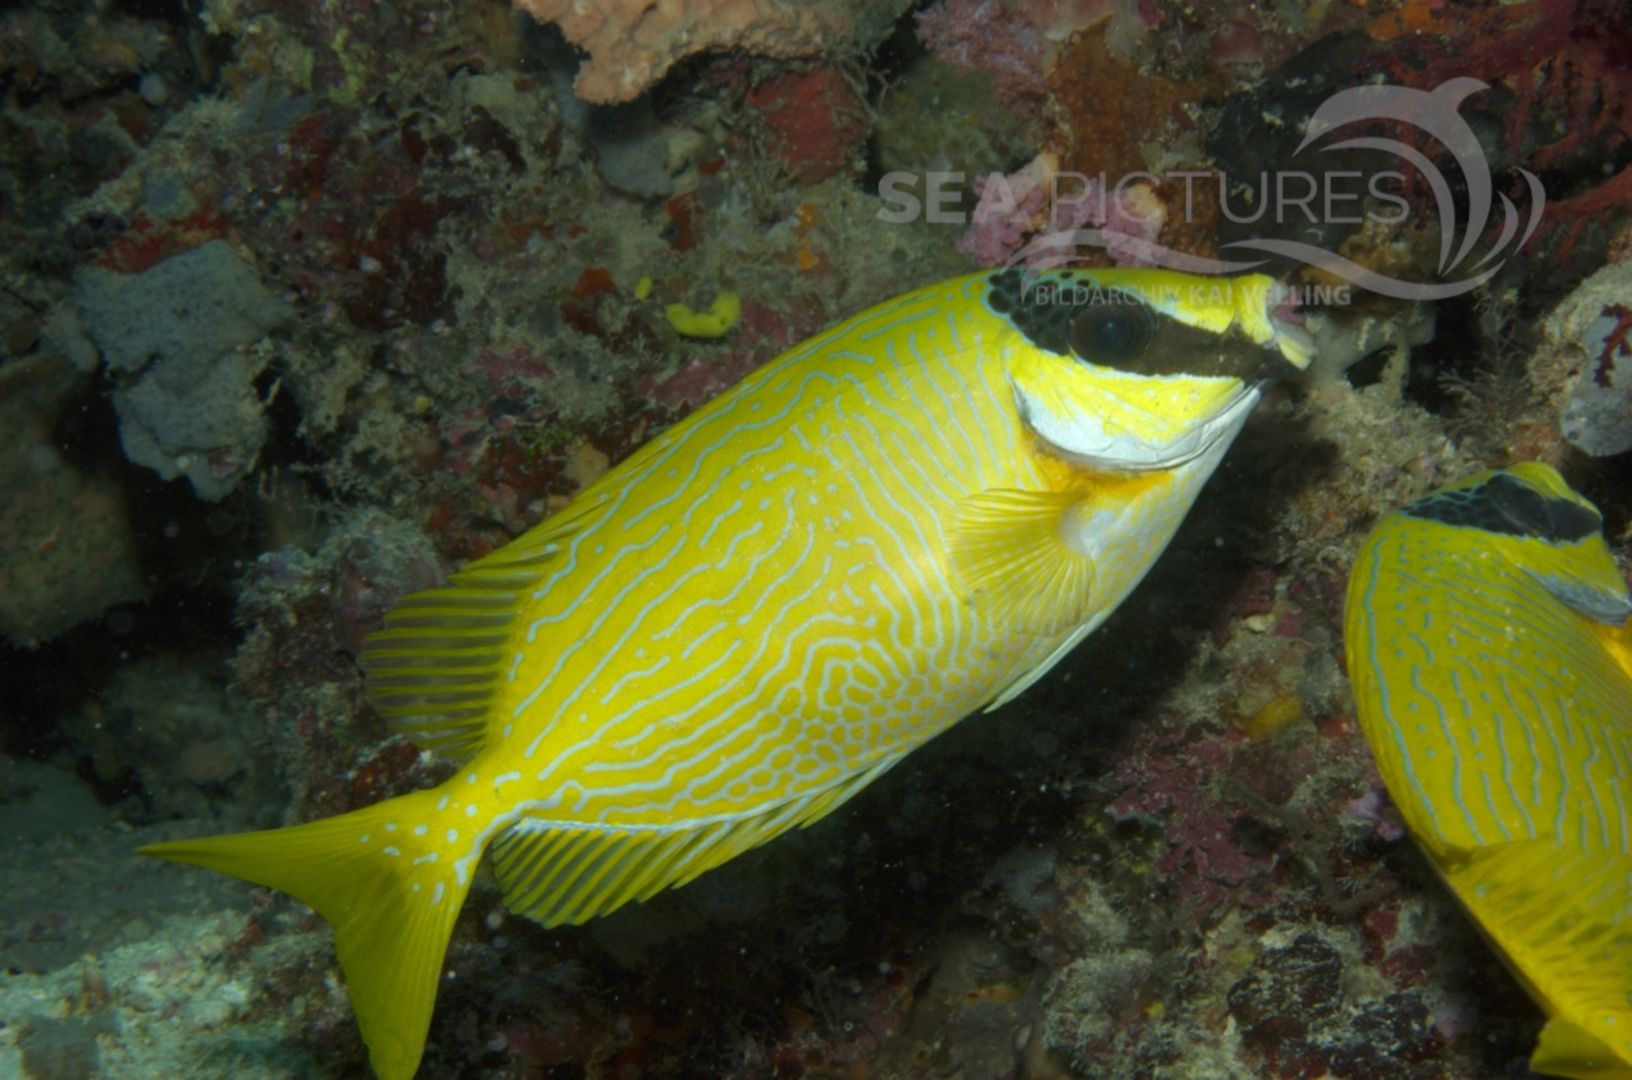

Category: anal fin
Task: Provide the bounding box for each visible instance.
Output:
[1533,1017,1632,1080]
[1440,838,1632,1077]
[491,756,903,927]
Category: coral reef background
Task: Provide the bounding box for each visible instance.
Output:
[2,0,1631,1076]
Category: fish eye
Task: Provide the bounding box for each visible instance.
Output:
[1069,298,1155,366]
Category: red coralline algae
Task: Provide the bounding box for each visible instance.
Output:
[643,352,766,413]
[746,66,868,184]
[572,266,616,302]
[1592,302,1632,387]
[97,206,232,274]
[664,192,702,253]
[347,187,457,329]
[1380,943,1437,990]
[641,295,825,413]
[471,344,559,391]
[259,107,470,332]
[1360,904,1399,965]
[348,741,425,807]
[1107,723,1276,913]
[1343,784,1407,843]
[917,0,1050,109]
[1378,0,1632,260]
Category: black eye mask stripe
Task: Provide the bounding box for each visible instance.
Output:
[1402,472,1603,543]
[984,268,1299,382]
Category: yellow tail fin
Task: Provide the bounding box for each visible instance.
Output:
[140,788,470,1080]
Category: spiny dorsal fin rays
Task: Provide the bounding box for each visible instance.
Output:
[489,757,903,928]
[142,268,1296,1080]
[464,485,616,568]
[358,489,613,762]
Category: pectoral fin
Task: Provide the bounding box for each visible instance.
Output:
[949,487,1096,637]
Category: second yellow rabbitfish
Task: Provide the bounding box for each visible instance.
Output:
[142,267,1312,1078]
[1345,463,1632,1079]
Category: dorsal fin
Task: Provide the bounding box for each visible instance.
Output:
[359,489,613,760]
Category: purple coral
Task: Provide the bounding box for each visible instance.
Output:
[916,0,1119,110]
[917,0,1050,109]
[957,154,1167,268]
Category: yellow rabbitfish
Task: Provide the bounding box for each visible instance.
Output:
[143,267,1311,1078]
[1345,463,1632,1079]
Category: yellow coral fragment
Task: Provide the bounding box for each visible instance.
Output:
[666,292,741,338]
[1236,692,1303,739]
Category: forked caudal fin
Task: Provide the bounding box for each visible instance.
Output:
[140,787,471,1080]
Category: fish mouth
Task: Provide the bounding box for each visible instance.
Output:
[1264,280,1316,371]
